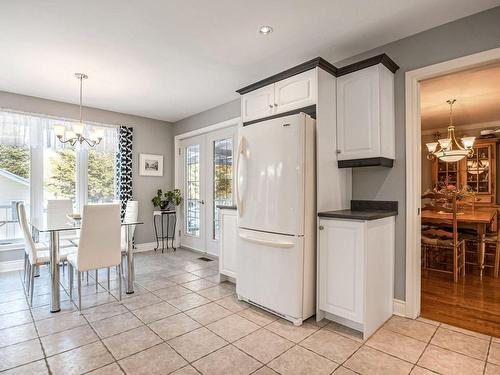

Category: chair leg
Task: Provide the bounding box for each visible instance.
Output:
[107,268,110,291]
[453,244,458,283]
[30,265,35,307]
[26,263,31,295]
[23,253,28,283]
[118,265,122,302]
[86,271,89,285]
[495,241,500,278]
[96,270,98,292]
[462,242,466,277]
[69,263,73,301]
[78,271,82,311]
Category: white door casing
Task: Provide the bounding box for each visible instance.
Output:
[174,117,240,255]
[405,47,500,318]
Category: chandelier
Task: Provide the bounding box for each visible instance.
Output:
[54,73,103,147]
[426,99,475,162]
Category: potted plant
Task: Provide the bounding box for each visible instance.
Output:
[152,189,183,210]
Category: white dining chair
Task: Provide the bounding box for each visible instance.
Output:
[46,199,80,246]
[16,202,77,306]
[68,203,122,310]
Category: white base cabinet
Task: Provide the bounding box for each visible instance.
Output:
[317,216,395,339]
[219,208,237,281]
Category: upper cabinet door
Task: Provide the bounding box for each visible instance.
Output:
[274,69,317,115]
[241,84,275,123]
[336,66,380,161]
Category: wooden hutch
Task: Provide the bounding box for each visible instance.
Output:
[432,138,498,204]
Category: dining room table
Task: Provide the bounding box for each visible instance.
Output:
[30,214,143,313]
[421,207,497,278]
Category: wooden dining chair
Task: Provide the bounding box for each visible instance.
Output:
[483,210,500,278]
[421,191,466,282]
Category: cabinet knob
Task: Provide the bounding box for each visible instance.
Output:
[268,104,273,109]
[336,150,341,154]
[274,103,278,107]
[319,225,324,230]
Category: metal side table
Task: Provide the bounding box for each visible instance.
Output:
[153,210,176,252]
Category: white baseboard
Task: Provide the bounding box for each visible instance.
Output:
[393,298,406,317]
[0,259,24,273]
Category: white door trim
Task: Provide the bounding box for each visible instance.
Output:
[405,47,500,318]
[174,117,241,249]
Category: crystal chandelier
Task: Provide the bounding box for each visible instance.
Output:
[426,99,475,162]
[54,73,104,147]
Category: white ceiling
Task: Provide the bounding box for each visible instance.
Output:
[1,1,499,123]
[421,63,500,130]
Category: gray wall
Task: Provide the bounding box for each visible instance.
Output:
[0,90,174,262]
[172,6,500,300]
[173,99,240,136]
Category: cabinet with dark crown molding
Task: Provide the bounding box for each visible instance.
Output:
[241,69,317,123]
[336,64,396,168]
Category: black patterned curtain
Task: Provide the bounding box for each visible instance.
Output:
[116,126,133,218]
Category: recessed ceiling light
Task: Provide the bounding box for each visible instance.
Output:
[259,26,273,35]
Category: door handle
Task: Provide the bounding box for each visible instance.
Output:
[239,233,294,248]
[236,137,245,217]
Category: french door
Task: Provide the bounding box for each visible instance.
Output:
[180,127,236,255]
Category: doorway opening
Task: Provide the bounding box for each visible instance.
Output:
[174,118,239,256]
[405,47,500,337]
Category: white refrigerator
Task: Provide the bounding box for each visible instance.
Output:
[236,112,316,326]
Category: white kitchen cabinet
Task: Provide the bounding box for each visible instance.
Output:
[241,85,275,123]
[219,208,237,281]
[274,69,317,115]
[241,69,317,123]
[317,216,395,339]
[336,64,395,163]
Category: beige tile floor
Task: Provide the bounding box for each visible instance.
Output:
[0,248,499,374]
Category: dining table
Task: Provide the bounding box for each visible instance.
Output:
[30,214,143,313]
[421,207,497,277]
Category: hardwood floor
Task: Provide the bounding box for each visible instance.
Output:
[421,269,500,337]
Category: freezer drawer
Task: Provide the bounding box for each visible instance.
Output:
[236,228,304,320]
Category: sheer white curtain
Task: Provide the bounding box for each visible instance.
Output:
[0,110,118,246]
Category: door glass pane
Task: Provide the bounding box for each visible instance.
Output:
[213,137,233,240]
[0,121,30,245]
[88,126,118,203]
[186,144,200,236]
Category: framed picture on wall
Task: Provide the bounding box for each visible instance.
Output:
[139,153,163,176]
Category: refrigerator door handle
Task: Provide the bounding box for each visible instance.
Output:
[236,136,245,217]
[239,233,294,248]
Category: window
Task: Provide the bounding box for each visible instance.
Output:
[0,111,119,247]
[186,144,201,236]
[0,115,30,245]
[88,126,118,203]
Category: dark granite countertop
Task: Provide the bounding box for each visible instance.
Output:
[217,205,237,210]
[318,200,398,221]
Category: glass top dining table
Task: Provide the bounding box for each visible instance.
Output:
[30,215,143,313]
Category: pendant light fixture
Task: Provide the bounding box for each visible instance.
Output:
[426,99,475,162]
[54,73,104,147]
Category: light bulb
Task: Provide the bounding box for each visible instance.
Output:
[54,124,65,137]
[461,136,476,149]
[73,122,84,136]
[438,138,451,149]
[426,142,438,153]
